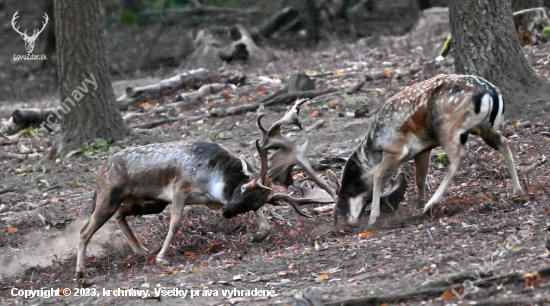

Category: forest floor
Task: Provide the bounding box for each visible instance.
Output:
[2,10,550,306]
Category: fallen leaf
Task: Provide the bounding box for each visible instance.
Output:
[358,232,374,238]
[289,263,298,270]
[523,271,542,287]
[441,289,461,300]
[167,270,179,275]
[257,87,266,95]
[83,168,93,172]
[334,72,345,77]
[316,273,329,282]
[8,227,18,232]
[377,269,385,274]
[311,110,319,117]
[385,70,392,78]
[208,103,215,109]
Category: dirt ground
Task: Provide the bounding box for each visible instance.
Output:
[2,9,550,306]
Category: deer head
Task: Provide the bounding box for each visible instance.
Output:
[12,11,49,54]
[221,99,339,219]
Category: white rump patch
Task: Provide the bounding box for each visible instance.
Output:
[494,94,504,129]
[462,93,491,132]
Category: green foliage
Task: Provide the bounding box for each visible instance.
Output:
[92,139,110,151]
[440,34,452,57]
[543,27,550,35]
[433,153,448,169]
[66,139,113,159]
[120,11,139,25]
[21,127,38,138]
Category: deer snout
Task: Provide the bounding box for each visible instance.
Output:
[221,206,235,219]
[346,216,360,227]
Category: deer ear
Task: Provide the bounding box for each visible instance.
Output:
[240,157,258,176]
[326,169,340,194]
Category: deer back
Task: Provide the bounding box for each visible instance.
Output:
[97,140,251,205]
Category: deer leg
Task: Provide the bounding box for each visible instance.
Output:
[414,149,432,208]
[76,187,127,278]
[115,199,169,256]
[156,191,187,265]
[369,153,401,226]
[479,126,524,196]
[423,144,464,215]
[252,208,272,242]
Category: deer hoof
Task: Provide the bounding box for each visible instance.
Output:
[513,188,525,197]
[156,257,169,266]
[135,246,149,255]
[75,271,85,279]
[422,205,434,216]
[252,229,270,243]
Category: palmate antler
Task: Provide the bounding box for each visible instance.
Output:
[254,99,338,217]
[256,99,407,219]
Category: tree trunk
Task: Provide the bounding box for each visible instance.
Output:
[305,0,320,42]
[449,0,550,119]
[41,0,56,69]
[50,0,129,158]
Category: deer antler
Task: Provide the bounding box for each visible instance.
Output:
[253,99,339,217]
[11,11,26,37]
[31,13,49,39]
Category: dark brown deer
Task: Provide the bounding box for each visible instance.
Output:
[334,74,524,226]
[77,100,372,278]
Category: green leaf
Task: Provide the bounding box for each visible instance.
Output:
[21,127,38,138]
[92,139,109,151]
[435,153,448,164]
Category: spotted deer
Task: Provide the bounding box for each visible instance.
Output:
[76,100,399,278]
[334,74,524,226]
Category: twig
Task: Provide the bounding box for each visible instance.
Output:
[0,187,17,195]
[345,77,366,95]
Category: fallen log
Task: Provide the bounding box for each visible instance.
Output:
[263,89,339,107]
[116,69,245,110]
[253,6,299,39]
[11,108,59,130]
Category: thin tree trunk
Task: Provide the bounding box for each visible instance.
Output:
[50,0,129,158]
[449,0,550,119]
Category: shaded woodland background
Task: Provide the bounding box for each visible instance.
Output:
[1,0,550,305]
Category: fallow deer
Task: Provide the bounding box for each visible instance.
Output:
[334,74,523,226]
[76,100,400,278]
